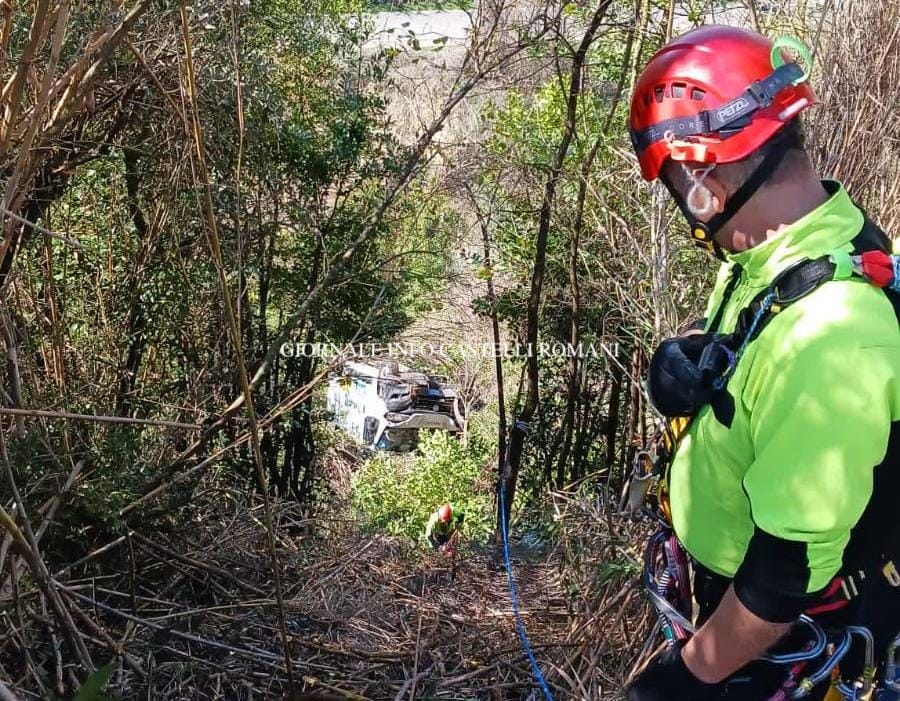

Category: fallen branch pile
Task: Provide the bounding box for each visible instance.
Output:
[2,473,593,699]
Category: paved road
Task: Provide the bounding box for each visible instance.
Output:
[365,10,472,50]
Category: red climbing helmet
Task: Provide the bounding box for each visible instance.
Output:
[438,503,453,523]
[629,25,816,182]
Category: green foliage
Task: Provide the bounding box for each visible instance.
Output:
[350,430,494,542]
[74,661,116,701]
[50,660,116,701]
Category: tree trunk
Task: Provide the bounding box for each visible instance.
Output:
[479,202,508,476]
[554,131,605,487]
[604,345,625,477]
[116,151,148,416]
[496,1,611,539]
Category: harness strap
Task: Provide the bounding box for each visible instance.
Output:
[693,128,795,249]
[727,218,897,350]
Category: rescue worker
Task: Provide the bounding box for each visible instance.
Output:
[425,502,464,551]
[625,25,900,701]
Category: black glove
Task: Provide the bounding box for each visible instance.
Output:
[626,641,724,701]
[647,334,735,417]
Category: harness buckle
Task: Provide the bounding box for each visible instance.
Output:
[747,79,774,107]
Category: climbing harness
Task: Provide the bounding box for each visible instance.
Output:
[629,216,900,701]
[638,219,900,433]
[642,517,888,700]
[498,461,556,701]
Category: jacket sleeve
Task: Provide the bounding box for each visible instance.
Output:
[734,330,893,622]
[424,513,438,541]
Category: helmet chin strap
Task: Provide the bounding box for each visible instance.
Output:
[661,175,726,260]
[661,129,794,261]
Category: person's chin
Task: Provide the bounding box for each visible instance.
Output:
[714,232,742,253]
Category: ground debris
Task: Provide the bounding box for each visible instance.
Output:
[3,480,649,699]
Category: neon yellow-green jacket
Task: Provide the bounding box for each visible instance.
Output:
[669,182,900,622]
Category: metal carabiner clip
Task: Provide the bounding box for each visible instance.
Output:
[833,626,875,701]
[618,450,655,516]
[885,632,900,693]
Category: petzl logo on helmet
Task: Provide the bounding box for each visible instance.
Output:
[716,97,750,124]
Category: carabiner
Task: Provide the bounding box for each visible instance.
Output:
[885,632,900,693]
[883,560,900,588]
[765,615,827,665]
[619,450,655,515]
[834,627,875,701]
[792,629,853,699]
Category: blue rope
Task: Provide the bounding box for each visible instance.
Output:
[712,291,777,392]
[498,485,556,701]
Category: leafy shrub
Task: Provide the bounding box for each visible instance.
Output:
[350,429,494,543]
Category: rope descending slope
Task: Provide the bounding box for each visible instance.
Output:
[498,485,556,701]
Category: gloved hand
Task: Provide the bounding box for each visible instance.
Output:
[626,641,724,701]
[647,333,735,417]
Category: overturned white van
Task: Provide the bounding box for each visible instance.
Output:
[326,360,465,451]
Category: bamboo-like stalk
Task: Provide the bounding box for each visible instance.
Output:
[45,0,153,136]
[0,0,15,66]
[176,1,296,685]
[0,206,84,250]
[0,429,95,673]
[0,0,52,156]
[123,36,188,131]
[9,0,70,180]
[0,407,200,429]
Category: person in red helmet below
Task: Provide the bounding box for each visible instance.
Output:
[626,25,900,701]
[425,502,465,552]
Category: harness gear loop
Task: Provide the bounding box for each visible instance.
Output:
[618,416,688,519]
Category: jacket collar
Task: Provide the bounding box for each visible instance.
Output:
[726,181,863,284]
